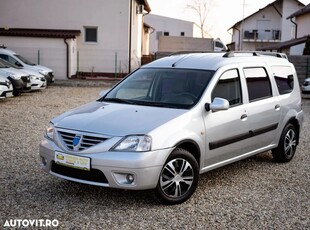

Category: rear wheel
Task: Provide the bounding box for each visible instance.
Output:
[154,148,199,205]
[272,123,298,163]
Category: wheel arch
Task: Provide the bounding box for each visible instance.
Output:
[174,139,201,167]
[286,117,300,145]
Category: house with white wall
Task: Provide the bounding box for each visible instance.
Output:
[0,0,151,80]
[144,14,195,54]
[260,4,310,54]
[227,0,305,52]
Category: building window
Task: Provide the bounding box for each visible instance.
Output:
[180,32,185,36]
[85,27,98,42]
[164,32,169,36]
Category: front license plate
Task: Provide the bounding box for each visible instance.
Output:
[27,83,31,87]
[6,92,13,98]
[55,152,90,171]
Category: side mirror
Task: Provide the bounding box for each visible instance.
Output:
[205,97,229,112]
[15,61,23,67]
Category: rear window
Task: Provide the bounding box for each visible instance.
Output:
[270,66,294,95]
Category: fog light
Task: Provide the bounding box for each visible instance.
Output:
[126,174,135,184]
[113,172,136,186]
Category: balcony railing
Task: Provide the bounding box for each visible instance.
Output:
[243,30,281,41]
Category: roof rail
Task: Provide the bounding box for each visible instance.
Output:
[223,51,287,59]
[170,50,225,56]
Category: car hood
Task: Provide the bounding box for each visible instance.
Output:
[52,101,187,136]
[24,64,53,72]
[0,67,27,77]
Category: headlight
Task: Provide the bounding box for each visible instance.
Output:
[111,135,152,152]
[45,123,55,140]
[30,75,41,80]
[39,70,48,76]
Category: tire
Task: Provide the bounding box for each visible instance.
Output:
[272,123,298,163]
[154,148,199,205]
[13,89,20,96]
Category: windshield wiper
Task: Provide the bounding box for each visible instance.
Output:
[103,98,134,104]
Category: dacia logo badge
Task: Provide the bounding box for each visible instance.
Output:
[72,135,82,151]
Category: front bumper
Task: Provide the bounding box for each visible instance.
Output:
[31,77,47,90]
[39,138,172,190]
[43,72,54,85]
[0,85,13,98]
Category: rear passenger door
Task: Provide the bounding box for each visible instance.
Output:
[242,66,281,149]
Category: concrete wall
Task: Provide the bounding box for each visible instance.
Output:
[158,36,213,52]
[144,14,194,53]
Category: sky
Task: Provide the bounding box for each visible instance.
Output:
[146,0,310,44]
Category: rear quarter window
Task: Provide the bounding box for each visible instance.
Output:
[270,66,294,95]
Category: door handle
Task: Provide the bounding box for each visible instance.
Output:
[241,114,247,120]
[275,104,280,110]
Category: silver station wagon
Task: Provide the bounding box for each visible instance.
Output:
[39,52,303,204]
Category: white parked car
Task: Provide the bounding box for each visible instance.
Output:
[301,78,310,94]
[0,60,31,96]
[0,74,13,99]
[0,46,54,84]
[0,59,46,91]
[40,51,303,204]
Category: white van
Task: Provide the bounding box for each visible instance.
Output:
[0,46,54,84]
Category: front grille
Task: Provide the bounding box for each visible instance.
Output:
[21,76,30,83]
[58,130,108,151]
[303,82,309,86]
[51,161,108,183]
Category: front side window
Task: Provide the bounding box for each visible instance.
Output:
[102,68,214,109]
[0,54,24,66]
[212,69,242,106]
[85,27,98,42]
[270,66,294,95]
[244,67,272,102]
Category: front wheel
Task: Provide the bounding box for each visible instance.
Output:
[272,123,298,163]
[154,148,199,205]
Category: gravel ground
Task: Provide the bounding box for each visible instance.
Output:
[0,85,309,229]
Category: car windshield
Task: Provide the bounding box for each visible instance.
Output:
[14,54,36,65]
[101,68,214,109]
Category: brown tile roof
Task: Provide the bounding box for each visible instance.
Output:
[0,28,81,39]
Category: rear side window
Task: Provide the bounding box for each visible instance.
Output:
[270,66,294,95]
[243,67,272,102]
[212,69,242,106]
